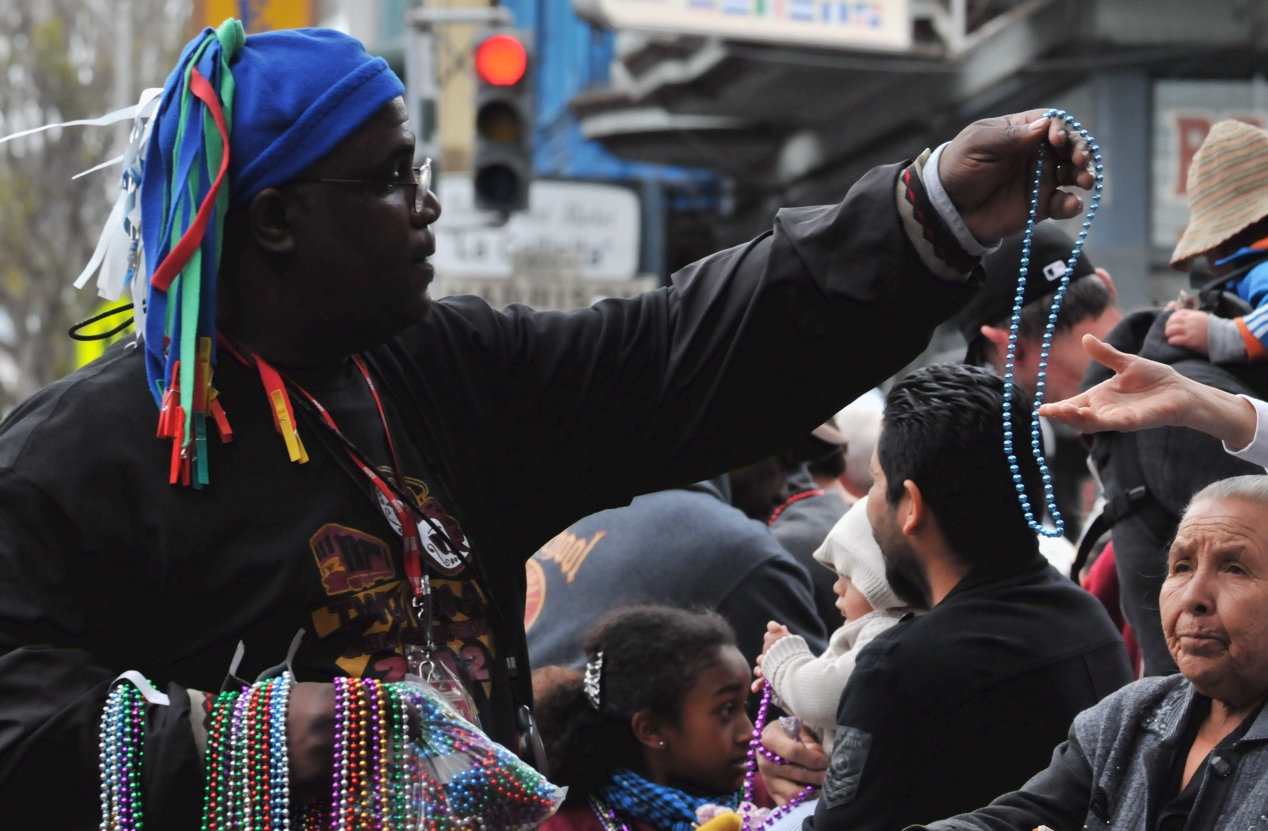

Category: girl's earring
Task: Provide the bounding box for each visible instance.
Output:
[659,741,666,748]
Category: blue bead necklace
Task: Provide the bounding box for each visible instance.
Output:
[1003,108,1104,538]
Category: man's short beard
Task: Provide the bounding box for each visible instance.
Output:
[883,546,931,610]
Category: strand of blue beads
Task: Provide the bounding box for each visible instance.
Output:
[1003,108,1103,538]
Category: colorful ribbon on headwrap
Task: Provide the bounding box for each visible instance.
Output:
[13,19,409,488]
[140,19,244,487]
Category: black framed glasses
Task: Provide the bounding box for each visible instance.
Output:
[292,157,432,214]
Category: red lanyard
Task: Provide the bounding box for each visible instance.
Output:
[286,356,428,603]
[218,338,430,607]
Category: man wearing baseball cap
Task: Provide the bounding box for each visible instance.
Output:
[955,223,1121,550]
[957,222,1121,405]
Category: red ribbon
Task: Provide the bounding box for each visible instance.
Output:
[150,67,231,293]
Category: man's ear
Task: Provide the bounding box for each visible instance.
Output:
[246,188,296,255]
[630,710,667,751]
[1094,267,1117,302]
[978,324,1017,369]
[899,479,926,536]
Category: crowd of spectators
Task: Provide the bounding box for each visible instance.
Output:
[526,117,1268,831]
[6,21,1268,830]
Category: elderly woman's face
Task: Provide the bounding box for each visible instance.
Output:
[1161,496,1268,706]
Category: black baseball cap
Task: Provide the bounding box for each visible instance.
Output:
[957,223,1096,365]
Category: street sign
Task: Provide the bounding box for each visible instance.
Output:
[431,175,641,280]
[196,0,316,33]
[574,0,910,51]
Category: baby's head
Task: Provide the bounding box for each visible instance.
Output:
[534,606,753,796]
[814,496,904,621]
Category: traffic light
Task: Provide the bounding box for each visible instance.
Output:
[472,29,533,212]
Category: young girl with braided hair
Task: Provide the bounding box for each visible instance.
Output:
[534,605,775,831]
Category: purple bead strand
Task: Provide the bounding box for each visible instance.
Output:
[742,684,817,831]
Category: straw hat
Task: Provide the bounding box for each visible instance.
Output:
[1172,120,1268,268]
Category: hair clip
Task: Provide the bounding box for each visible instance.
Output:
[584,651,603,710]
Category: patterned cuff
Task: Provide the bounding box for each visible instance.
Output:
[1235,317,1268,362]
[763,633,810,683]
[762,634,809,711]
[895,148,983,283]
[923,142,1000,258]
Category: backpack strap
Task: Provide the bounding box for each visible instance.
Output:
[1196,252,1268,318]
[1070,431,1174,580]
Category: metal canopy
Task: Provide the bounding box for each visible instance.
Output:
[574,0,1268,221]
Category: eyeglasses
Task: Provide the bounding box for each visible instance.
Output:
[291,157,432,214]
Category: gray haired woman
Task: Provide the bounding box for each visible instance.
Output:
[916,475,1268,831]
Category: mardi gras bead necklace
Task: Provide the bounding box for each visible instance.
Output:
[330,676,562,830]
[589,795,632,831]
[741,685,815,831]
[195,674,294,831]
[99,681,148,831]
[104,670,562,829]
[1003,109,1104,538]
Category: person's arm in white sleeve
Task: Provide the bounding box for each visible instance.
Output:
[1039,334,1262,465]
[762,614,899,733]
[1224,395,1268,469]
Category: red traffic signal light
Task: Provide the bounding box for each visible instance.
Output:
[473,28,533,212]
[475,34,527,86]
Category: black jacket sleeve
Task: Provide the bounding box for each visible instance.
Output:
[911,734,1095,831]
[811,658,926,831]
[0,469,203,828]
[402,162,979,550]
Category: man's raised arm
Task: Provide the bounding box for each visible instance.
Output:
[407,112,1094,532]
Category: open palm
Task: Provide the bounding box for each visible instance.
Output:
[1039,335,1196,434]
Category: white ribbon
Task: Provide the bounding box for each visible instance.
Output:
[0,86,162,146]
[113,669,171,706]
[71,153,125,180]
[69,89,163,329]
[73,192,128,291]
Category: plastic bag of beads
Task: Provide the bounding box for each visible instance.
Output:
[329,676,563,831]
[406,651,481,729]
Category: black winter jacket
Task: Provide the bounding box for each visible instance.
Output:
[811,555,1133,831]
[0,161,976,828]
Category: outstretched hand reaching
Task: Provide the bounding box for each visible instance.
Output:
[1038,334,1257,449]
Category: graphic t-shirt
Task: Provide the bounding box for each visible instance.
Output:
[307,366,502,729]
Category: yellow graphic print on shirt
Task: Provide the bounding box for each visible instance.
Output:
[306,472,496,703]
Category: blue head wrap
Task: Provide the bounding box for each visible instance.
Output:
[139,19,405,486]
[228,27,407,207]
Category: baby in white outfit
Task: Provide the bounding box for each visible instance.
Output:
[755,495,912,752]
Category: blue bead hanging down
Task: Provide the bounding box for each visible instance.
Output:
[1003,108,1103,539]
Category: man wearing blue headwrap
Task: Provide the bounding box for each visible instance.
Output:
[0,20,1095,827]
